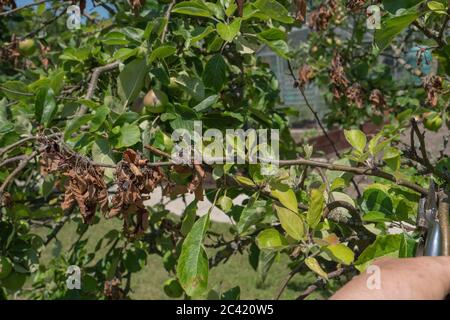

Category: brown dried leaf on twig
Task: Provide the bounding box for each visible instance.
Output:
[0,0,16,12]
[104,278,124,300]
[369,89,387,114]
[346,0,366,12]
[423,75,443,107]
[308,2,333,31]
[298,65,315,88]
[346,83,364,108]
[108,149,165,238]
[61,166,108,224]
[294,0,307,23]
[129,0,145,14]
[329,53,350,99]
[1,192,12,208]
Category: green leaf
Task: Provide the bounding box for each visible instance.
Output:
[270,182,298,213]
[237,198,266,233]
[307,188,325,229]
[172,1,214,17]
[375,7,421,52]
[355,234,404,272]
[218,196,233,212]
[177,213,210,297]
[148,46,176,64]
[257,38,290,59]
[90,106,110,132]
[174,74,205,101]
[427,1,445,11]
[344,129,366,153]
[368,133,390,156]
[0,81,31,101]
[305,257,328,279]
[324,244,354,265]
[254,0,294,23]
[257,28,286,41]
[117,58,148,106]
[275,205,304,240]
[216,19,241,42]
[113,48,138,61]
[64,114,92,140]
[181,200,198,236]
[203,54,227,92]
[235,175,255,186]
[118,123,140,148]
[361,188,393,216]
[383,147,401,171]
[37,88,57,127]
[256,228,288,249]
[91,139,115,179]
[193,94,219,112]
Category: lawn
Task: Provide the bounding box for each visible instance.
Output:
[32,214,311,300]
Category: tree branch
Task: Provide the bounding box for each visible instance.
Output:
[296,268,345,300]
[160,0,177,42]
[286,60,362,197]
[76,61,120,116]
[0,0,53,17]
[0,150,38,195]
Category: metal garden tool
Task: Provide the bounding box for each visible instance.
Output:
[416,181,443,256]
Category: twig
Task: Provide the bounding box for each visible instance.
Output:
[277,158,427,196]
[0,155,27,167]
[411,118,433,170]
[412,21,445,48]
[0,133,60,158]
[0,150,38,194]
[76,61,120,116]
[286,60,362,197]
[296,268,345,300]
[44,210,73,246]
[160,0,177,42]
[0,0,53,17]
[144,144,171,158]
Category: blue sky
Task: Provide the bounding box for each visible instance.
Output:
[15,0,109,17]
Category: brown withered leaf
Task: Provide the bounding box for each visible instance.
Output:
[129,0,145,14]
[346,83,365,108]
[104,278,124,300]
[295,0,307,23]
[330,53,350,99]
[346,0,366,12]
[1,192,12,208]
[0,0,16,12]
[298,65,314,88]
[423,75,443,107]
[369,89,386,111]
[108,149,165,238]
[308,3,333,31]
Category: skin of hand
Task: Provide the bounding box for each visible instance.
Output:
[330,257,450,300]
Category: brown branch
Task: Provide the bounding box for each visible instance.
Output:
[0,0,53,17]
[0,132,60,158]
[76,61,120,116]
[286,60,361,197]
[411,118,433,170]
[44,210,73,246]
[160,0,177,42]
[412,21,445,48]
[0,155,27,167]
[296,268,345,300]
[277,158,427,196]
[0,150,38,195]
[144,144,171,158]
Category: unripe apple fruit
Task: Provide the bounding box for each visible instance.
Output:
[18,38,37,56]
[143,89,168,113]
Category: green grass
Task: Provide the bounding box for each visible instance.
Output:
[34,215,310,300]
